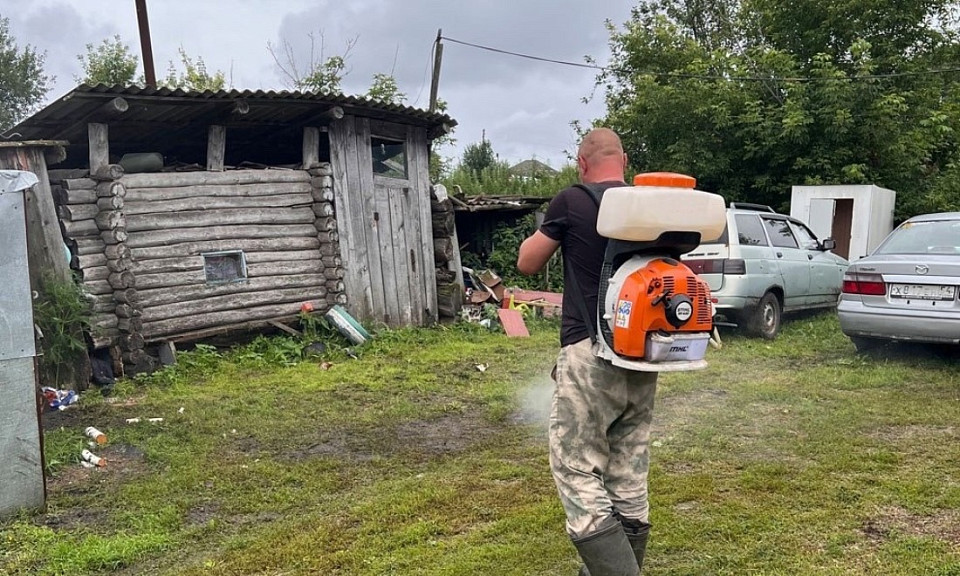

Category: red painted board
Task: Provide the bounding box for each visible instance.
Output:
[498,309,530,337]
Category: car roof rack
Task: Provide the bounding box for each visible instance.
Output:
[730,202,776,213]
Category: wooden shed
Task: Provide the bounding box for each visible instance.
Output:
[8,84,456,372]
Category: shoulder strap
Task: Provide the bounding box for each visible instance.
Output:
[561,183,607,345]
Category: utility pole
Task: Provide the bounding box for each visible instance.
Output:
[135,0,157,88]
[429,29,443,112]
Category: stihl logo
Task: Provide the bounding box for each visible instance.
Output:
[669,345,689,353]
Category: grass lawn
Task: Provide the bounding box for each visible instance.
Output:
[3,313,960,575]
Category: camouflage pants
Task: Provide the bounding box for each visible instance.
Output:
[549,338,658,539]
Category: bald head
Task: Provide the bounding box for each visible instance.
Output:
[577,128,627,184]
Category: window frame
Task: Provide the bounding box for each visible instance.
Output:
[201,250,248,284]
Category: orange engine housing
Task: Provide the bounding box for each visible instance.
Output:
[611,258,713,359]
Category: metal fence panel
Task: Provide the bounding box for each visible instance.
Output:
[0,190,35,360]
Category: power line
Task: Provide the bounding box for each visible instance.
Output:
[440,34,960,83]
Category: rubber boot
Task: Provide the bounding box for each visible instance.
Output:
[578,518,651,576]
[572,521,639,576]
[620,518,651,573]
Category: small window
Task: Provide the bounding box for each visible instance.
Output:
[203,251,247,283]
[791,222,820,250]
[371,136,407,179]
[763,218,799,248]
[734,214,767,246]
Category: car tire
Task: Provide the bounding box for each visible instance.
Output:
[850,336,883,353]
[745,292,781,340]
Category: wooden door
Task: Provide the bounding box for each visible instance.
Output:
[330,116,437,327]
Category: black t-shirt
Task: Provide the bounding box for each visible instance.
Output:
[540,181,625,346]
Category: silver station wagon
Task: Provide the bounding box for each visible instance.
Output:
[683,203,849,339]
[838,212,960,351]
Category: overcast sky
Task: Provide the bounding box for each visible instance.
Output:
[5,0,632,168]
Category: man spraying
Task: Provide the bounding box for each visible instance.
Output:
[518,128,656,576]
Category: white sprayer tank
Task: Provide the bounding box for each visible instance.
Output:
[597,172,726,241]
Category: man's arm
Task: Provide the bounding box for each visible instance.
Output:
[517,231,560,275]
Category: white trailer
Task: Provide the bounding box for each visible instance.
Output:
[790,185,896,261]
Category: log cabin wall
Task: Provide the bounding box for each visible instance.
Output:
[51,165,344,373]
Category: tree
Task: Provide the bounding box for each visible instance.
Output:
[597,0,960,219]
[161,47,226,91]
[461,138,498,177]
[0,17,49,131]
[268,31,356,93]
[366,73,406,104]
[76,35,138,86]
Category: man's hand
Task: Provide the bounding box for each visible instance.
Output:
[517,231,560,275]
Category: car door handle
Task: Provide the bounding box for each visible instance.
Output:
[776,251,783,258]
[807,254,814,260]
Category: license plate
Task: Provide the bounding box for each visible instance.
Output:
[889,283,956,300]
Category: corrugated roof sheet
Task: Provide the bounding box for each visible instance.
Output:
[7,84,456,169]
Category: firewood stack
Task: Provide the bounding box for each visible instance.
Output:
[430,191,462,318]
[309,163,347,307]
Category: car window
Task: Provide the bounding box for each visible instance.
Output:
[763,218,799,248]
[734,214,767,246]
[876,219,960,255]
[790,221,820,250]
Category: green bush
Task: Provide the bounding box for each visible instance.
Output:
[32,275,92,388]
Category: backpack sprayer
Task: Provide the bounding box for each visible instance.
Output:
[572,173,726,372]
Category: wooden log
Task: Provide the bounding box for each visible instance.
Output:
[104,244,131,260]
[323,267,344,280]
[321,255,342,268]
[302,126,320,169]
[62,178,97,191]
[434,237,454,265]
[122,181,313,202]
[48,169,90,182]
[307,164,333,177]
[102,97,129,116]
[102,228,129,245]
[57,203,99,221]
[335,293,348,305]
[120,332,145,351]
[319,243,340,257]
[62,218,99,238]
[310,176,333,190]
[113,288,140,304]
[130,236,319,261]
[131,256,202,275]
[97,196,125,211]
[82,279,113,295]
[437,282,463,319]
[78,266,110,282]
[135,270,204,290]
[135,259,324,289]
[93,315,119,330]
[247,260,323,277]
[125,224,318,248]
[316,230,339,243]
[141,300,326,339]
[431,198,454,213]
[88,123,109,174]
[311,202,334,217]
[120,170,310,189]
[106,257,133,273]
[125,207,315,232]
[117,317,143,332]
[120,192,313,215]
[95,211,125,230]
[96,181,126,198]
[432,211,456,237]
[108,271,136,289]
[310,187,335,203]
[325,280,345,292]
[142,286,328,323]
[91,330,119,349]
[137,274,328,308]
[115,303,141,318]
[207,125,226,171]
[435,268,456,283]
[77,253,109,271]
[122,349,156,375]
[71,237,106,255]
[91,300,116,314]
[315,216,337,232]
[92,164,125,181]
[54,187,98,205]
[244,250,323,264]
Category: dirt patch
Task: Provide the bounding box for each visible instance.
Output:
[868,425,957,444]
[862,506,960,547]
[39,507,110,531]
[285,434,376,462]
[186,501,222,526]
[652,388,731,436]
[391,413,495,456]
[46,444,148,493]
